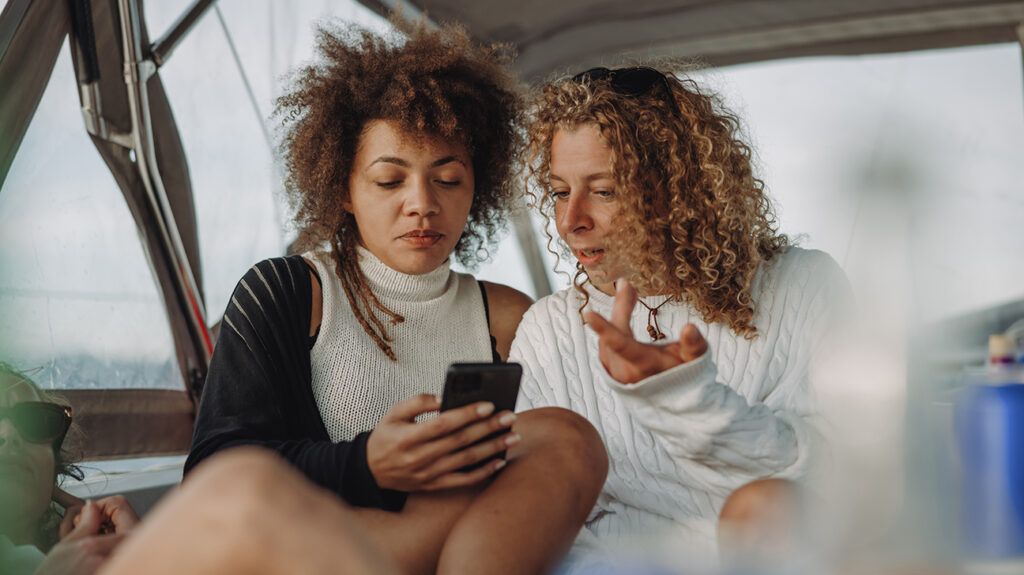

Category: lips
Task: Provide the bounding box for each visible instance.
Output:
[400,229,444,248]
[575,247,606,266]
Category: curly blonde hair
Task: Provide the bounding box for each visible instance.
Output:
[276,21,524,360]
[527,67,788,338]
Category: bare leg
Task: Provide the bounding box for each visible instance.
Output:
[718,478,803,565]
[351,407,608,575]
[100,449,399,575]
[437,407,608,575]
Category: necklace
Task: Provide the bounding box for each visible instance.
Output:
[636,296,675,341]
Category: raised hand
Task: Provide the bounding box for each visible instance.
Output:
[366,394,520,492]
[584,280,709,384]
[40,500,128,575]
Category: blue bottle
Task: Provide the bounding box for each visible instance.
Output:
[954,368,1024,562]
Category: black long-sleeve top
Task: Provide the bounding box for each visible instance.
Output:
[184,256,407,511]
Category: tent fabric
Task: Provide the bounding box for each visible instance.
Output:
[374,0,1024,78]
[0,0,70,189]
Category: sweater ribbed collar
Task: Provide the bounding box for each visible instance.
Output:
[357,246,452,302]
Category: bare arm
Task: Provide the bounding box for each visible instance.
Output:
[481,282,533,361]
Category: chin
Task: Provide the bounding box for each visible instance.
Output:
[394,252,450,275]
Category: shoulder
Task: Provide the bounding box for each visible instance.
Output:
[225,256,312,323]
[481,281,533,317]
[480,281,534,360]
[515,288,582,337]
[761,247,848,297]
[239,256,311,294]
[756,247,854,330]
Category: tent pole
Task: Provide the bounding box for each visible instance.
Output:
[116,0,212,380]
[151,0,218,68]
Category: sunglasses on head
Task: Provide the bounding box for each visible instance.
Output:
[0,402,72,446]
[571,66,680,114]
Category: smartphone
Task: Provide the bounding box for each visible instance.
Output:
[440,362,522,471]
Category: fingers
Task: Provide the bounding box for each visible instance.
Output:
[382,393,440,423]
[586,312,653,363]
[95,495,139,533]
[678,323,709,362]
[426,431,519,477]
[420,458,508,491]
[610,280,638,334]
[64,500,102,541]
[405,401,496,445]
[584,311,626,351]
[410,411,517,464]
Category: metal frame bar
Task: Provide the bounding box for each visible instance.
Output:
[150,0,217,68]
[113,0,212,385]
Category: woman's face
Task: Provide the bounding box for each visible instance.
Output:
[0,376,56,543]
[550,124,626,294]
[347,120,475,275]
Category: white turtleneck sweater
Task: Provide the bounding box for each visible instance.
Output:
[509,247,852,563]
[306,248,493,442]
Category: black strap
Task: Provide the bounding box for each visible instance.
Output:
[304,259,322,348]
[477,281,502,364]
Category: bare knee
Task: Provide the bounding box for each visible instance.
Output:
[720,478,799,523]
[185,448,295,505]
[718,478,802,562]
[515,408,609,492]
[183,447,328,533]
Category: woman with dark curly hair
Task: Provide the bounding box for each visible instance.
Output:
[0,363,138,575]
[512,66,853,569]
[185,22,607,574]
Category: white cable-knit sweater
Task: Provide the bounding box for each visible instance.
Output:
[307,248,493,442]
[509,247,852,561]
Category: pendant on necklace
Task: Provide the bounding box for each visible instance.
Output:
[641,302,669,341]
[646,325,666,341]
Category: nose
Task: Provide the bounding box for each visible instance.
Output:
[0,418,22,452]
[558,192,593,235]
[403,176,441,218]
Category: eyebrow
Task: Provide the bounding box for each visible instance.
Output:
[368,156,466,169]
[549,172,614,183]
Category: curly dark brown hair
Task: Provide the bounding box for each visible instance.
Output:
[276,21,524,360]
[527,66,788,338]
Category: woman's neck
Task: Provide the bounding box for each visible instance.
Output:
[589,278,674,298]
[356,246,452,302]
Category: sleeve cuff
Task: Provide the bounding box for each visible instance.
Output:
[605,350,717,399]
[342,432,408,512]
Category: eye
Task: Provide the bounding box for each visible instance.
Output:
[593,190,616,199]
[376,180,402,189]
[551,190,570,201]
[434,179,462,187]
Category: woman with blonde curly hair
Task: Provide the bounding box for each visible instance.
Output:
[512,66,852,568]
[185,22,606,574]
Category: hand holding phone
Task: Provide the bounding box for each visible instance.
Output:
[440,363,521,471]
[366,364,522,493]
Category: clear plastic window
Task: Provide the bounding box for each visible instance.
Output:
[0,42,181,390]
